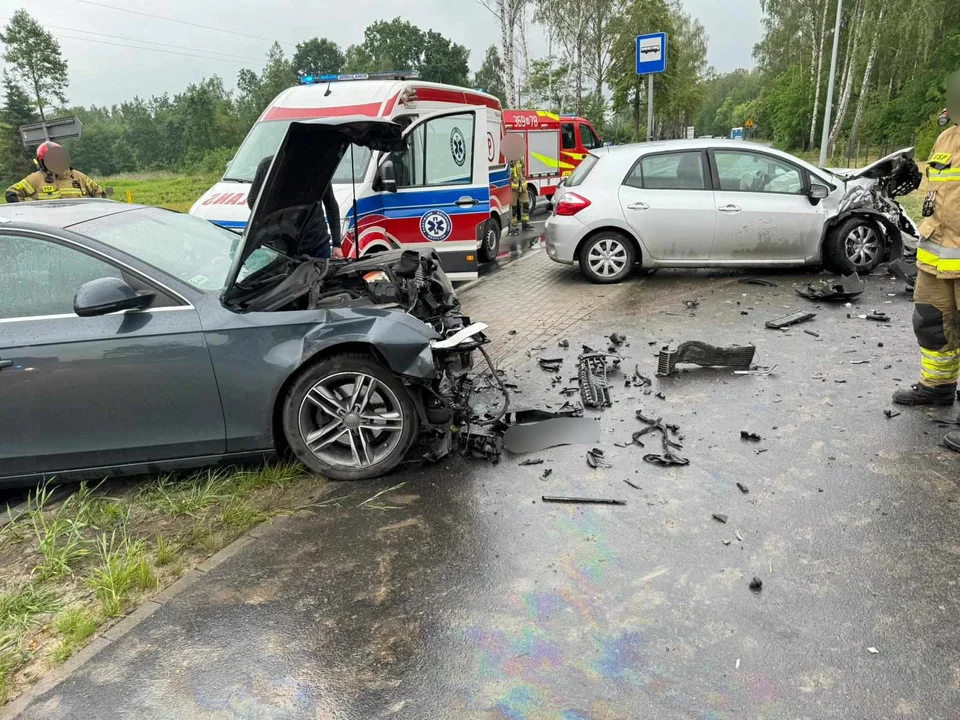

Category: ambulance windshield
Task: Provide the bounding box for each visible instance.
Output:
[224,120,372,184]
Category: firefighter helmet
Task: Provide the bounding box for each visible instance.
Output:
[36,141,70,174]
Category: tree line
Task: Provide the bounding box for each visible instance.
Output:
[692,0,960,157]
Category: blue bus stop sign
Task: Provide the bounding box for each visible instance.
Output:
[636,32,667,75]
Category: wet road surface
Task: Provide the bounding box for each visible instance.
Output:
[15,266,960,719]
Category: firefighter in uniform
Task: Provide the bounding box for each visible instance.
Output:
[893,72,960,445]
[509,156,531,234]
[5,141,105,203]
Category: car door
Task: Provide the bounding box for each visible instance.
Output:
[377,108,490,279]
[0,232,225,479]
[617,149,717,261]
[709,148,826,262]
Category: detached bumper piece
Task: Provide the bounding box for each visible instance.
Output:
[657,341,756,377]
[796,273,865,302]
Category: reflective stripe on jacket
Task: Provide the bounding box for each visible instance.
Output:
[918,125,960,278]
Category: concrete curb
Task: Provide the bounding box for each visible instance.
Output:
[2,511,302,719]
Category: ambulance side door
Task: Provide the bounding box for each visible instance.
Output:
[376,107,490,280]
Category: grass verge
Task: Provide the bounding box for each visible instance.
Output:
[0,461,323,704]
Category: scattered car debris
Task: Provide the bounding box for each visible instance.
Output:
[736,482,750,494]
[851,360,870,365]
[796,273,865,302]
[655,391,666,400]
[538,357,564,372]
[633,410,689,466]
[657,341,756,376]
[862,311,891,322]
[804,329,820,338]
[765,311,816,330]
[887,257,917,291]
[749,577,763,592]
[579,350,614,408]
[541,468,553,480]
[623,479,641,490]
[508,330,517,335]
[740,431,762,442]
[519,459,544,466]
[735,529,744,541]
[737,278,777,287]
[608,332,626,346]
[558,339,570,348]
[884,409,901,419]
[684,300,700,309]
[867,646,879,654]
[631,365,652,387]
[712,513,729,524]
[586,447,612,469]
[541,495,626,506]
[722,539,732,545]
[733,365,778,376]
[502,417,601,454]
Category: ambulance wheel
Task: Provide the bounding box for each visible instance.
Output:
[479,216,501,263]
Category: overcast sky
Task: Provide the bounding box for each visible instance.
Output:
[0,0,763,107]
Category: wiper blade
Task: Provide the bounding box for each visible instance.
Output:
[221,177,247,183]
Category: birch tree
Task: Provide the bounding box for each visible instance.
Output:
[809,0,831,147]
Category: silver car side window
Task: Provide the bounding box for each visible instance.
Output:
[715,151,804,194]
[0,234,122,320]
[636,152,706,190]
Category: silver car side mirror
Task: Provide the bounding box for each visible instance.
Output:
[809,183,829,200]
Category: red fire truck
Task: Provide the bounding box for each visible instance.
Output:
[503,111,603,210]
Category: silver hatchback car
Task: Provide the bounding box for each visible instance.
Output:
[545,139,918,283]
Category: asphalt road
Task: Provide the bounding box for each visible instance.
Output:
[14,264,960,719]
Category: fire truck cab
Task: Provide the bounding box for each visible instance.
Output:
[503,111,603,209]
[190,72,510,280]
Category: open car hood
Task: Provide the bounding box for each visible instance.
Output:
[831,147,915,181]
[221,116,405,301]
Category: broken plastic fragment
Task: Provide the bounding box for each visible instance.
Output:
[884,409,901,419]
[867,646,879,654]
[608,332,626,346]
[519,459,544,466]
[765,311,816,330]
[712,513,728,524]
[749,577,763,592]
[736,482,749,494]
[740,431,762,442]
[541,495,625,506]
[737,278,777,287]
[586,448,612,469]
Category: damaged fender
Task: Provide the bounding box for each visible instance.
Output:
[299,309,441,380]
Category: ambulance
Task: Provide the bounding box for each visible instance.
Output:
[190,72,511,280]
[503,111,603,210]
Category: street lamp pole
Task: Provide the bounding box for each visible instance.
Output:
[819,0,844,168]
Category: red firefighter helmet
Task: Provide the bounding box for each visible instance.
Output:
[35,141,70,173]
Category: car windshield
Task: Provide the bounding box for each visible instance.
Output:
[225,120,372,184]
[567,154,598,187]
[72,207,277,292]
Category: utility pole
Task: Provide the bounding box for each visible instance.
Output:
[819,0,843,168]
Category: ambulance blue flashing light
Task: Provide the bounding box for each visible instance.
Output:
[300,71,420,85]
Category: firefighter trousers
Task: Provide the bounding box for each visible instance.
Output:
[913,268,960,387]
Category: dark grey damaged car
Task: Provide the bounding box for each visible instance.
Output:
[0,118,488,484]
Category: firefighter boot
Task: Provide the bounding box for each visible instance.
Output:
[892,382,957,406]
[945,430,960,453]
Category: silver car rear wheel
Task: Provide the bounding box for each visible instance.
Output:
[579,233,635,284]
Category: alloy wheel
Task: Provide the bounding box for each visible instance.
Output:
[298,372,405,470]
[844,224,881,269]
[587,238,628,278]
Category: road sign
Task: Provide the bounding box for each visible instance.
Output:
[745,118,755,128]
[19,115,83,147]
[636,32,668,75]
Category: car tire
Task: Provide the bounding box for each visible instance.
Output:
[578,232,636,284]
[527,185,538,216]
[282,353,418,481]
[479,216,501,263]
[824,216,886,274]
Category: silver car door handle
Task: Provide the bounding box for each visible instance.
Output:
[455,197,480,208]
[627,202,649,211]
[718,204,741,213]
